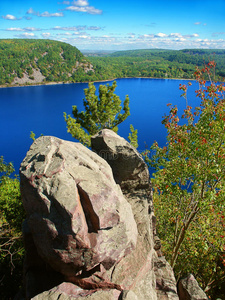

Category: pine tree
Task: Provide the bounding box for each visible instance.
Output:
[64,81,130,146]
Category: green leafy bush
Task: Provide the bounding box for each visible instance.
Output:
[0,157,25,299]
[144,62,225,298]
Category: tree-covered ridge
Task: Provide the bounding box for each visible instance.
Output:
[88,48,225,81]
[0,39,94,85]
[1,40,225,86]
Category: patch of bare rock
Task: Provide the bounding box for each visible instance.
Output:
[13,68,45,85]
[19,130,207,299]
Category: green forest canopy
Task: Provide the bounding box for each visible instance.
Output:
[88,48,225,81]
[0,39,225,86]
[0,39,93,85]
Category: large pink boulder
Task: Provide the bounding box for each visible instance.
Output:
[20,136,137,280]
[20,132,180,299]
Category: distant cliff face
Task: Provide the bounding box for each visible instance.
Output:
[0,39,94,86]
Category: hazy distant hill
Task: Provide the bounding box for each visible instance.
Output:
[88,48,225,80]
[0,39,94,86]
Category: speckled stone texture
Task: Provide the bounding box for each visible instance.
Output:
[20,132,179,299]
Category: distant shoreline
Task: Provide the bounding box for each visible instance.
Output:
[0,77,195,89]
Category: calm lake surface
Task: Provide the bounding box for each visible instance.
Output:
[0,78,198,174]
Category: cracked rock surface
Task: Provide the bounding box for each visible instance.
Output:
[20,136,137,298]
[20,133,179,299]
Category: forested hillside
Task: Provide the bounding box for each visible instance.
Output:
[1,39,225,86]
[0,39,94,85]
[88,49,225,81]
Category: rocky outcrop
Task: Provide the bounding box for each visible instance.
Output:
[12,61,94,86]
[20,131,178,299]
[177,274,208,300]
[13,68,45,85]
[92,130,178,300]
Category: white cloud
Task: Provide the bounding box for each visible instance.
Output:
[6,27,23,31]
[2,14,20,20]
[128,33,136,38]
[194,22,207,26]
[139,34,154,39]
[60,0,89,5]
[52,26,86,31]
[25,27,41,31]
[61,0,102,14]
[27,8,64,17]
[155,32,167,38]
[63,31,224,51]
[27,8,35,14]
[56,32,73,36]
[139,32,200,41]
[6,27,41,32]
[212,32,225,36]
[87,26,102,31]
[79,35,90,39]
[42,33,51,38]
[66,5,102,14]
[40,11,64,17]
[73,32,84,35]
[52,26,65,30]
[184,33,199,38]
[15,32,36,38]
[169,33,182,38]
[9,27,224,51]
[51,25,102,31]
[72,0,89,6]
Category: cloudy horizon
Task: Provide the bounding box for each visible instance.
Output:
[1,0,225,51]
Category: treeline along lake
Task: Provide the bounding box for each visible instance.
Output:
[0,78,199,174]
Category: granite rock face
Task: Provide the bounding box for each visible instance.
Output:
[20,132,179,299]
[20,136,137,298]
[92,129,178,300]
[177,274,208,300]
[91,129,150,191]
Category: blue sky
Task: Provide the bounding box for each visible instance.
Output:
[1,0,225,51]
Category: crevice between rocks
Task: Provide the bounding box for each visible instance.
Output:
[77,184,100,233]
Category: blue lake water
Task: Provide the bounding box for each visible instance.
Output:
[0,78,199,174]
